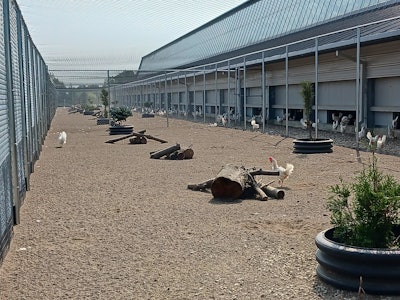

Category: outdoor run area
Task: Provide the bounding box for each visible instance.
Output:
[1,108,400,299]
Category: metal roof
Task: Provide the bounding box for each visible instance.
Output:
[138,0,400,73]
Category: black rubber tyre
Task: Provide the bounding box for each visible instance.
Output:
[315,228,400,295]
[293,138,333,154]
[109,126,134,135]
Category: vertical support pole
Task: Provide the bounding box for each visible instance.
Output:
[176,74,179,114]
[236,67,240,124]
[185,72,188,119]
[261,51,266,132]
[4,0,20,224]
[215,63,218,119]
[203,66,206,123]
[16,7,30,190]
[158,79,161,111]
[193,70,196,119]
[227,60,231,127]
[164,72,169,127]
[107,70,111,126]
[285,45,289,136]
[243,56,247,130]
[356,28,361,146]
[314,37,319,139]
[170,75,173,118]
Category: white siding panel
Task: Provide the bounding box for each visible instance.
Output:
[318,81,356,109]
[374,77,400,107]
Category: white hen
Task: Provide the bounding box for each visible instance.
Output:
[366,131,378,145]
[251,118,259,130]
[269,156,294,187]
[393,115,399,129]
[300,118,308,129]
[357,126,367,139]
[57,131,67,147]
[377,135,387,149]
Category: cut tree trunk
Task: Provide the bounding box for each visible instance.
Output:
[105,130,146,144]
[211,165,250,199]
[167,148,194,160]
[132,132,167,143]
[129,136,147,144]
[187,166,279,200]
[150,144,181,159]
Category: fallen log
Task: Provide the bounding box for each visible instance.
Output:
[129,136,147,144]
[167,148,194,160]
[211,164,248,199]
[187,179,214,191]
[130,131,167,143]
[105,130,146,144]
[248,174,268,201]
[150,144,181,159]
[187,166,280,200]
[248,169,280,177]
[261,185,285,199]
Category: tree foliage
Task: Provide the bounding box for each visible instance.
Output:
[110,106,133,125]
[100,89,109,117]
[328,153,400,248]
[300,81,315,139]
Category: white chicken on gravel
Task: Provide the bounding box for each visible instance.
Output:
[268,156,294,187]
[57,131,67,147]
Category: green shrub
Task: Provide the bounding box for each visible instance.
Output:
[328,153,400,248]
[110,106,133,125]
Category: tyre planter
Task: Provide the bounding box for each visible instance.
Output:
[142,113,155,118]
[97,118,110,125]
[293,138,333,154]
[315,227,400,295]
[83,110,95,115]
[109,125,133,135]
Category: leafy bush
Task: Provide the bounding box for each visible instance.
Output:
[110,106,133,125]
[328,153,400,248]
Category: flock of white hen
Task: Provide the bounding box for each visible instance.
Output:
[56,114,398,188]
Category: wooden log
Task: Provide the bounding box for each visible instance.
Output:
[261,185,285,199]
[131,131,167,143]
[129,136,147,144]
[187,179,214,191]
[105,130,146,144]
[211,164,248,199]
[150,144,181,159]
[167,147,194,160]
[166,150,181,160]
[181,148,194,159]
[248,175,268,201]
[249,169,279,177]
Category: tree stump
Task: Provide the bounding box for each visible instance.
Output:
[150,144,181,159]
[167,148,194,160]
[129,136,147,144]
[211,164,249,199]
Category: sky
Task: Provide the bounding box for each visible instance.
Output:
[17,0,248,84]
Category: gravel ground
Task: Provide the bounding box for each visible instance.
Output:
[0,108,400,300]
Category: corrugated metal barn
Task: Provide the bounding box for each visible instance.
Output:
[110,0,400,135]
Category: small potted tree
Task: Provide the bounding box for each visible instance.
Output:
[315,149,400,295]
[97,88,110,125]
[109,106,133,135]
[142,101,155,118]
[293,81,333,153]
